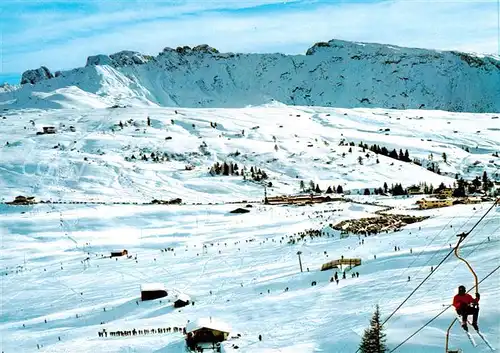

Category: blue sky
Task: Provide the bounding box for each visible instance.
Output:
[1,0,498,84]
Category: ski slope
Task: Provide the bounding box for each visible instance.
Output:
[0,102,499,353]
[1,199,499,353]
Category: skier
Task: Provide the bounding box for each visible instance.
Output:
[452,285,480,331]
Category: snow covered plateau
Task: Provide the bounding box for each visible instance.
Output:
[0,39,499,353]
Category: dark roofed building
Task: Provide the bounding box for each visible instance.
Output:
[141,283,167,301]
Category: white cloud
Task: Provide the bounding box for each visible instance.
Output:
[2,0,498,74]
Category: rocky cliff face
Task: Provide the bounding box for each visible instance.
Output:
[20,66,54,85]
[86,51,153,67]
[12,40,500,112]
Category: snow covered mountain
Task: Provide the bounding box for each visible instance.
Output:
[2,39,499,112]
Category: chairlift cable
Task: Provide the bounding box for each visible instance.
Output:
[381,199,498,327]
[389,263,500,352]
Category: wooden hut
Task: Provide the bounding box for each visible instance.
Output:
[6,196,36,205]
[174,294,191,308]
[42,126,56,134]
[186,318,230,350]
[140,283,168,301]
[110,249,128,257]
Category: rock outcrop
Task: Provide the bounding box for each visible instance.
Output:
[86,51,152,68]
[20,66,54,85]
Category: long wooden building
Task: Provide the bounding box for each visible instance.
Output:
[321,258,362,271]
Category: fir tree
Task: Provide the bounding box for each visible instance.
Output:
[453,178,467,197]
[442,152,447,163]
[300,180,305,191]
[404,149,410,162]
[398,149,405,161]
[436,182,446,192]
[383,182,388,194]
[482,171,490,192]
[223,162,230,176]
[326,186,333,194]
[309,180,315,191]
[392,183,406,196]
[336,185,344,194]
[389,149,398,159]
[364,188,371,195]
[315,184,322,193]
[472,176,481,189]
[359,305,387,353]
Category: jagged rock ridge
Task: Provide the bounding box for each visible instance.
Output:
[8,39,500,112]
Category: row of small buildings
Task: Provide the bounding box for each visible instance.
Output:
[415,196,482,209]
[265,194,343,205]
[407,186,485,210]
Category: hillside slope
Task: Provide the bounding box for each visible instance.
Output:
[1,104,498,203]
[2,40,499,112]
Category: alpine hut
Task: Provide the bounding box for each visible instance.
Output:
[110,249,128,257]
[186,317,230,350]
[174,294,191,308]
[140,283,168,301]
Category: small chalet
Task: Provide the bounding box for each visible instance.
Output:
[174,293,191,308]
[43,126,56,134]
[186,318,230,350]
[436,188,453,198]
[110,249,128,257]
[140,283,168,301]
[407,185,423,195]
[7,195,36,205]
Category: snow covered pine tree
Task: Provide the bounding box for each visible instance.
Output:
[359,305,387,353]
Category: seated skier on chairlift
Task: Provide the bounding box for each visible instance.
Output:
[452,285,480,331]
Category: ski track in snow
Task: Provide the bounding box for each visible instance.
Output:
[0,103,499,353]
